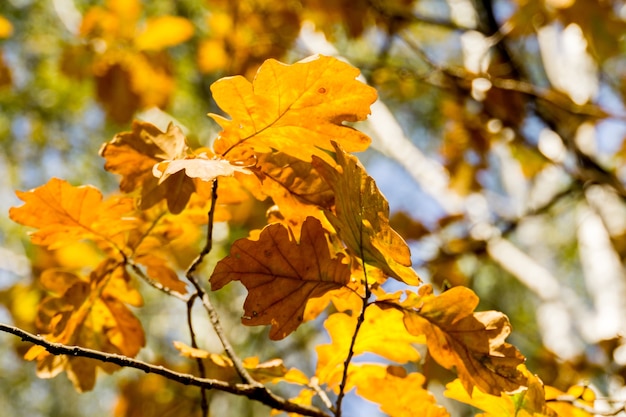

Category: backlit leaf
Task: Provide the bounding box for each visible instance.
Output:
[316,304,425,388]
[312,143,420,285]
[173,341,306,385]
[9,178,136,249]
[347,364,450,417]
[100,121,196,214]
[210,216,351,340]
[381,286,526,396]
[25,260,145,391]
[153,153,251,184]
[210,54,376,162]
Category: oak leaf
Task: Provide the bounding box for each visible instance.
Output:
[444,367,564,417]
[26,260,145,391]
[347,364,450,417]
[312,143,420,285]
[210,216,351,340]
[316,304,425,388]
[100,121,195,214]
[381,285,527,396]
[173,341,307,385]
[210,54,376,162]
[9,178,136,249]
[152,153,250,184]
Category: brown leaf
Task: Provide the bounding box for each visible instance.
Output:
[381,286,527,396]
[210,216,351,340]
[312,142,420,285]
[99,121,196,213]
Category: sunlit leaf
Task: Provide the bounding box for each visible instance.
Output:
[210,54,376,162]
[25,260,145,391]
[347,364,450,417]
[9,178,137,249]
[316,304,425,388]
[100,121,196,214]
[380,286,526,396]
[210,216,351,340]
[312,143,420,285]
[153,153,251,184]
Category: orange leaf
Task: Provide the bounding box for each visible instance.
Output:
[382,286,526,396]
[9,178,136,249]
[26,260,145,391]
[99,121,196,214]
[347,364,450,417]
[210,216,351,340]
[135,16,194,51]
[312,143,420,285]
[210,54,376,162]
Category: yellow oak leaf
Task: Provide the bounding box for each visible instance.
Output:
[9,178,137,249]
[380,286,527,396]
[312,143,420,286]
[444,367,562,417]
[210,54,376,162]
[210,216,351,340]
[347,364,450,417]
[99,121,196,214]
[26,260,145,391]
[316,304,425,388]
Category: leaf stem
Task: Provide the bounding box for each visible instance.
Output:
[0,323,331,417]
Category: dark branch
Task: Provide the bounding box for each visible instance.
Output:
[0,323,331,417]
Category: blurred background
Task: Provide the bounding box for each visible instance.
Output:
[2,0,626,415]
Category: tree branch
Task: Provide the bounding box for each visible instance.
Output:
[184,179,259,386]
[187,294,209,417]
[0,323,331,417]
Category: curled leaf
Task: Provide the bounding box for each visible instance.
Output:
[380,286,527,396]
[312,143,420,285]
[152,153,250,184]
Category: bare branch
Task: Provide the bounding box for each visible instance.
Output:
[0,323,331,417]
[184,179,259,386]
[187,294,209,417]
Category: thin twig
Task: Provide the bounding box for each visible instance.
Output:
[0,323,331,417]
[184,179,259,386]
[335,199,373,417]
[128,262,189,301]
[187,294,209,417]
